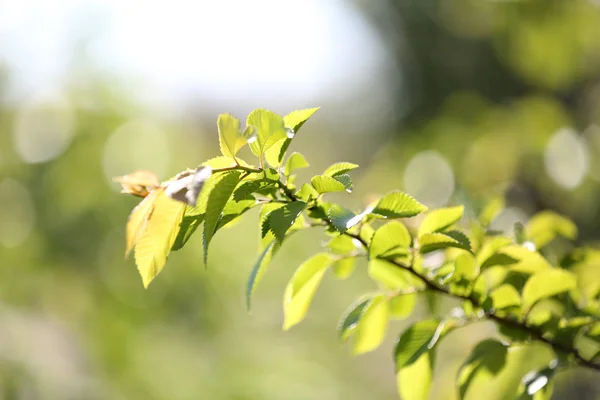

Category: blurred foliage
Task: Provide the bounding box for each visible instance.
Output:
[1,0,600,399]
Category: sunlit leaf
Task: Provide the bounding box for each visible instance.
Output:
[217,113,251,159]
[394,319,443,370]
[283,253,334,330]
[134,189,186,288]
[370,221,411,259]
[457,339,508,399]
[476,236,514,267]
[419,231,471,253]
[353,294,389,355]
[263,108,319,167]
[203,171,241,265]
[397,350,433,400]
[489,284,521,309]
[323,162,359,177]
[332,257,356,279]
[284,107,320,133]
[337,295,372,343]
[246,109,287,159]
[369,259,423,290]
[479,197,505,228]
[454,252,478,280]
[389,293,417,320]
[522,269,577,311]
[125,189,159,257]
[418,205,464,237]
[283,152,309,176]
[372,190,427,219]
[326,235,359,255]
[526,211,577,249]
[311,175,347,193]
[295,183,319,202]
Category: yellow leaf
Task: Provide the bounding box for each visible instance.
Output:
[125,189,159,257]
[134,189,186,288]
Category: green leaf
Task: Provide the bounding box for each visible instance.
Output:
[283,253,334,330]
[370,221,411,259]
[171,212,204,251]
[397,350,433,400]
[134,190,186,288]
[369,259,423,290]
[501,245,552,273]
[263,108,319,167]
[526,211,577,248]
[389,293,416,320]
[311,175,347,193]
[217,113,250,158]
[457,339,508,399]
[516,367,555,400]
[283,152,309,176]
[394,319,443,370]
[333,173,353,192]
[233,179,278,201]
[259,203,284,246]
[418,205,464,237]
[337,296,371,343]
[476,236,514,267]
[201,156,244,169]
[263,201,306,242]
[284,107,320,133]
[323,162,359,177]
[217,195,257,229]
[454,252,478,280]
[353,294,389,355]
[419,232,471,253]
[479,197,505,228]
[489,284,521,309]
[522,269,577,310]
[246,240,279,310]
[295,183,319,202]
[372,191,427,219]
[171,169,239,250]
[203,171,241,265]
[332,257,356,279]
[328,204,358,232]
[326,235,358,255]
[246,109,287,158]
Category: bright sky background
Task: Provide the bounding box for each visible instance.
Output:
[0,0,403,130]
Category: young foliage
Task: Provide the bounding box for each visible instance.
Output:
[115,107,600,400]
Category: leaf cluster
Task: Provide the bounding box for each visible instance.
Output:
[115,108,600,399]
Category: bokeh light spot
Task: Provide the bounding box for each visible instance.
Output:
[102,119,171,188]
[13,89,74,164]
[404,150,455,207]
[544,128,589,190]
[0,179,35,247]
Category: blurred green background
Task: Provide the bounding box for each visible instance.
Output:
[1,0,600,399]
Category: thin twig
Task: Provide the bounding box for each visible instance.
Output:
[275,185,600,372]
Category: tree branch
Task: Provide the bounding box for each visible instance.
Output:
[275,180,600,372]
